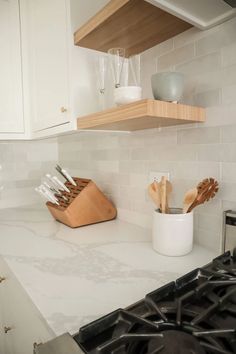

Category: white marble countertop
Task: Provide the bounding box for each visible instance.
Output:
[0,204,217,336]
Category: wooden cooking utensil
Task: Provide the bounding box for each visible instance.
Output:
[202,180,219,202]
[165,180,172,214]
[148,177,172,213]
[148,181,160,209]
[160,176,167,213]
[187,178,219,213]
[197,178,212,194]
[182,188,198,213]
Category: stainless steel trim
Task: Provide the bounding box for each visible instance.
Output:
[222,210,227,252]
[34,333,83,354]
[222,209,236,252]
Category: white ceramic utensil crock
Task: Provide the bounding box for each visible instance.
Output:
[152,208,193,256]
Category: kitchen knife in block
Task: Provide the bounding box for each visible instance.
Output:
[46,178,117,228]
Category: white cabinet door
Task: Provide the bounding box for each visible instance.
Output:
[29,0,70,132]
[0,257,54,354]
[0,0,24,133]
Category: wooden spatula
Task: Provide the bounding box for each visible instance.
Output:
[183,188,198,213]
[160,176,167,213]
[148,181,160,209]
[187,178,219,213]
[165,180,172,214]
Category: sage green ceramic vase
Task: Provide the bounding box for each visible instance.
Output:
[151,72,184,102]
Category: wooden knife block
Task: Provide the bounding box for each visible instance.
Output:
[46,177,117,228]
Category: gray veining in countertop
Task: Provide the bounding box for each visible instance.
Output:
[0,204,217,335]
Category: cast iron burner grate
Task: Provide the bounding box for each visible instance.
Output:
[74,250,236,354]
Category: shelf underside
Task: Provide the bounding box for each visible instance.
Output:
[74,0,192,57]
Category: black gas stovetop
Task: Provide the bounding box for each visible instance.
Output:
[74,249,236,354]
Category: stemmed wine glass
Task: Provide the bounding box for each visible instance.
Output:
[108,48,126,88]
[95,55,108,109]
[96,56,108,94]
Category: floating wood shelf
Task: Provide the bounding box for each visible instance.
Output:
[77,99,205,132]
[74,0,192,57]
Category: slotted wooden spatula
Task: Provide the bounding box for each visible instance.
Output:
[187,178,219,213]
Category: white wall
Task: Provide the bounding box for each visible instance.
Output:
[58,17,236,253]
[70,0,110,32]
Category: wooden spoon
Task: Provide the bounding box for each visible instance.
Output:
[149,178,172,213]
[165,180,172,214]
[160,176,167,213]
[148,181,160,209]
[182,188,198,213]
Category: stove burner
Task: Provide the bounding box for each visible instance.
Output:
[227,286,236,305]
[76,250,236,354]
[224,285,236,315]
[149,330,206,354]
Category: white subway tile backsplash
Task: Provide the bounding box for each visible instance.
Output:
[173,25,218,49]
[173,162,198,180]
[118,128,178,148]
[196,144,222,162]
[204,104,236,127]
[121,161,149,174]
[0,139,58,208]
[147,160,178,176]
[197,212,222,234]
[197,162,221,180]
[157,43,195,71]
[177,127,220,145]
[220,144,236,162]
[222,42,236,68]
[117,208,152,229]
[142,38,173,59]
[221,163,236,183]
[195,17,236,55]
[130,173,148,187]
[196,30,232,57]
[131,147,153,160]
[195,228,221,253]
[182,64,236,98]
[132,199,154,215]
[153,144,197,162]
[156,38,174,56]
[195,198,222,215]
[176,52,221,76]
[218,183,236,202]
[221,125,236,143]
[94,160,119,173]
[193,89,221,108]
[222,84,236,105]
[222,200,236,212]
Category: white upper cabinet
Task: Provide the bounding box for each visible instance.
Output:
[0,0,109,140]
[0,0,24,133]
[28,0,70,132]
